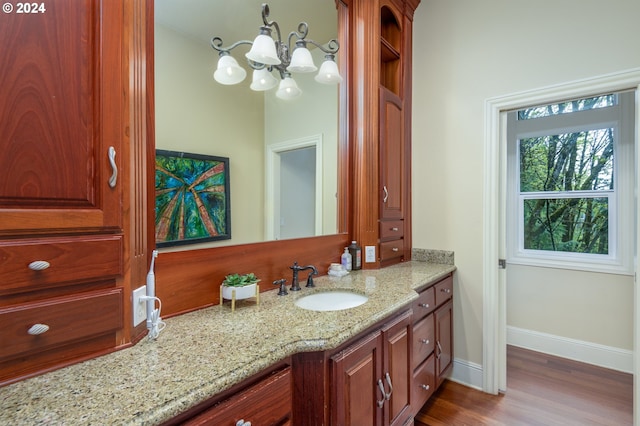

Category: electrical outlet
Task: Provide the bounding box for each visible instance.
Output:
[133,285,147,326]
[365,245,376,263]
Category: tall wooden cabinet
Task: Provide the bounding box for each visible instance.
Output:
[0,0,149,385]
[350,0,419,268]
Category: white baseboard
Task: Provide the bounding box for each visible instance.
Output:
[507,326,633,374]
[449,357,483,390]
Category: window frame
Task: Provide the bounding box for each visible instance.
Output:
[506,90,634,275]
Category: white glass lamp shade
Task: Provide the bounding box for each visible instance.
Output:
[213,55,247,85]
[245,31,281,65]
[276,76,302,100]
[314,57,343,84]
[288,46,317,73]
[250,68,278,91]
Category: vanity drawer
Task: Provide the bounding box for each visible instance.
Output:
[0,288,123,362]
[0,235,123,295]
[380,239,404,261]
[184,367,292,425]
[412,286,435,320]
[413,313,435,367]
[412,354,436,412]
[380,220,404,241]
[434,275,453,307]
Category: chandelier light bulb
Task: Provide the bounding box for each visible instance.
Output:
[213,54,247,85]
[246,29,281,66]
[250,68,278,91]
[288,42,317,73]
[315,56,342,84]
[276,75,302,100]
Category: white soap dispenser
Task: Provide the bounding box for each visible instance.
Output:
[341,247,352,271]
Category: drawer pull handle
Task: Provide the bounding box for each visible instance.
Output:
[384,372,393,400]
[421,384,430,391]
[391,247,399,252]
[108,146,118,188]
[382,185,389,203]
[28,324,50,335]
[436,341,443,359]
[420,338,430,345]
[440,288,451,294]
[419,302,430,308]
[377,379,386,408]
[28,261,50,271]
[391,227,399,231]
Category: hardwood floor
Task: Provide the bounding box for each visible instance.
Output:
[415,345,633,426]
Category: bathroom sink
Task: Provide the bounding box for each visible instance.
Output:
[295,291,368,311]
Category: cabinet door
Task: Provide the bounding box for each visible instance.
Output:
[379,87,404,221]
[382,310,412,426]
[435,300,453,385]
[0,0,123,235]
[331,331,384,426]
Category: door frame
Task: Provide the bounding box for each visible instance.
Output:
[482,69,640,408]
[265,134,324,240]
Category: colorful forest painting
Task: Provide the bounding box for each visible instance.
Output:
[155,150,231,247]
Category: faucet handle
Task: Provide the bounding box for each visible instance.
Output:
[273,279,288,296]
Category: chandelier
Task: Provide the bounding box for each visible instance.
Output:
[210,3,342,100]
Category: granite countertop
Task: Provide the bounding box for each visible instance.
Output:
[1,259,455,425]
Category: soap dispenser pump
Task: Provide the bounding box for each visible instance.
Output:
[341,247,352,271]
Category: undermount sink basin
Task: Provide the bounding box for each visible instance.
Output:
[295,291,368,311]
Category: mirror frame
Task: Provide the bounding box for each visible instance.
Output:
[147,0,351,317]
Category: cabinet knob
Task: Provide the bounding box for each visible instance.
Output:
[421,384,430,391]
[28,260,50,271]
[420,338,430,345]
[391,227,399,231]
[419,302,430,308]
[236,420,251,426]
[27,324,50,335]
[440,288,451,294]
[391,247,399,252]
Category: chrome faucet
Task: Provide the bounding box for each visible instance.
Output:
[289,262,318,291]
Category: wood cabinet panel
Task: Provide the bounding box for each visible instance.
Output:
[379,87,404,221]
[382,310,412,426]
[380,220,404,241]
[380,239,404,262]
[331,331,383,426]
[0,0,122,234]
[0,288,122,362]
[0,235,123,296]
[412,313,434,367]
[412,355,435,410]
[184,367,292,426]
[434,275,453,307]
[412,286,435,320]
[435,300,453,386]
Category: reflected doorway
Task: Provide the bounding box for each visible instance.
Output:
[265,134,323,240]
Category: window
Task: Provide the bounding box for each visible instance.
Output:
[506,91,634,274]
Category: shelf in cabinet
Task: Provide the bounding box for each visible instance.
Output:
[381,37,400,62]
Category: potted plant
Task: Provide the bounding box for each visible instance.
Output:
[221,273,261,301]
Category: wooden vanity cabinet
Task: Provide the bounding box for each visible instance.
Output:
[331,309,413,426]
[410,274,453,414]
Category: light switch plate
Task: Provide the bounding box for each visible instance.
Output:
[365,245,376,263]
[133,285,147,326]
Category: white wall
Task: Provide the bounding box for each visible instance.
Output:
[412,0,640,367]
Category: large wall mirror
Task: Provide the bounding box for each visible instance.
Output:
[154,0,341,249]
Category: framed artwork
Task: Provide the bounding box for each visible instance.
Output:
[155,150,231,247]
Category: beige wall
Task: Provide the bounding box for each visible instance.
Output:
[412,0,640,365]
[155,26,338,249]
[155,24,265,248]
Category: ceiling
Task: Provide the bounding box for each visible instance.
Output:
[155,0,338,49]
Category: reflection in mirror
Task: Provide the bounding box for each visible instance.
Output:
[154,0,340,249]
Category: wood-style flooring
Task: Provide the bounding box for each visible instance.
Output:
[415,345,632,426]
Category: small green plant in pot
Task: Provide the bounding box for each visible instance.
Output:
[221,273,261,310]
